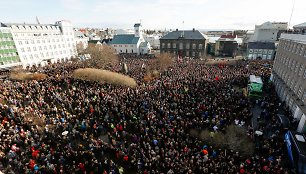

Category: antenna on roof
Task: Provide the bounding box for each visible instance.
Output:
[36,16,41,24]
[288,0,296,29]
[182,21,185,37]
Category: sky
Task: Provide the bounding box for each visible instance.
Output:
[0,0,305,30]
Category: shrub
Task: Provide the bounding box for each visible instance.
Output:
[72,68,137,88]
[9,72,47,81]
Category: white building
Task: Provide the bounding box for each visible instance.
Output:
[143,34,161,50]
[252,22,288,42]
[109,23,151,55]
[74,30,89,50]
[0,20,77,68]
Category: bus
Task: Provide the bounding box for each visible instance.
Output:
[284,131,306,173]
[248,75,263,98]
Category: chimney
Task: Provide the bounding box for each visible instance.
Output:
[176,29,178,31]
[193,28,195,32]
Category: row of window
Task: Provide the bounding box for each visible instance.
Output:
[163,50,202,57]
[275,76,306,103]
[20,44,71,52]
[11,25,59,31]
[275,54,305,76]
[161,43,203,50]
[17,38,73,45]
[0,52,18,57]
[0,56,20,65]
[22,49,74,60]
[113,45,134,48]
[0,45,16,50]
[0,37,13,41]
[248,49,273,54]
[279,40,306,57]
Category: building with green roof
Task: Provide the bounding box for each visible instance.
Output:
[109,23,151,55]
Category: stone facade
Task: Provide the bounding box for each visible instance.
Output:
[272,34,306,133]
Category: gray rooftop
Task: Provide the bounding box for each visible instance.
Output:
[134,23,141,27]
[280,34,306,44]
[160,30,206,40]
[109,34,140,45]
[248,42,276,49]
[293,22,306,28]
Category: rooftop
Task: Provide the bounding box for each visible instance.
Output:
[110,34,140,45]
[280,33,306,44]
[134,23,141,27]
[293,22,306,28]
[160,30,207,40]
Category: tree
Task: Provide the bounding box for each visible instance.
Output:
[76,42,85,55]
[83,43,119,69]
[152,52,174,71]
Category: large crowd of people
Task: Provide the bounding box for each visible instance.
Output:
[0,57,292,173]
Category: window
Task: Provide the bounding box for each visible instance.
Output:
[298,87,303,98]
[186,43,190,49]
[249,49,253,53]
[37,40,40,44]
[295,64,299,72]
[21,48,25,52]
[199,44,203,49]
[114,45,116,47]
[299,45,304,55]
[192,51,195,57]
[18,41,22,45]
[291,60,295,71]
[31,40,34,44]
[39,46,42,51]
[162,43,165,48]
[167,43,171,48]
[199,52,202,57]
[25,41,29,44]
[299,66,304,76]
[172,43,176,49]
[186,51,189,56]
[179,43,184,49]
[27,47,31,52]
[192,44,196,49]
[302,92,306,102]
[254,49,258,54]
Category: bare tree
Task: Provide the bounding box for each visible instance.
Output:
[83,43,119,69]
[76,42,85,55]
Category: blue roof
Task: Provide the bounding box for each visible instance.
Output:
[110,34,139,44]
[160,30,206,40]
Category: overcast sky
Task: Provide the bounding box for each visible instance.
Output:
[0,0,305,30]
